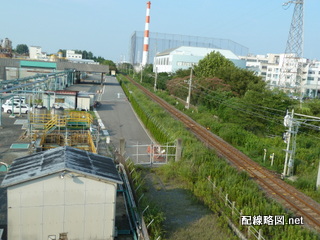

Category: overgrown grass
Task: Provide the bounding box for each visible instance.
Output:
[118,74,320,240]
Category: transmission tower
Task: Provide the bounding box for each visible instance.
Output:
[279,1,304,94]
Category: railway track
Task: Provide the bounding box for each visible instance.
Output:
[124,75,320,233]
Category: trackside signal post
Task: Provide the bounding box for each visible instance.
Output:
[283,109,297,177]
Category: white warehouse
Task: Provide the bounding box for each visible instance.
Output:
[1,146,123,240]
[153,46,246,73]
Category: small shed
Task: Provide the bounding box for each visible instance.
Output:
[77,92,96,110]
[1,146,123,240]
[43,90,78,109]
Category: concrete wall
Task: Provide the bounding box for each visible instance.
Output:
[44,94,76,110]
[6,67,54,80]
[7,173,117,240]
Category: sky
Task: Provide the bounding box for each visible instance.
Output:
[2,0,320,63]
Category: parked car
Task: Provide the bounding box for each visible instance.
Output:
[2,104,30,114]
[5,96,26,105]
[2,102,18,111]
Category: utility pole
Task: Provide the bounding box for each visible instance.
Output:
[154,66,158,92]
[283,109,294,177]
[140,64,143,83]
[317,160,320,190]
[186,67,193,109]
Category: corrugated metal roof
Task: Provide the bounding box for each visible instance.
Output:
[1,146,122,187]
[56,61,109,73]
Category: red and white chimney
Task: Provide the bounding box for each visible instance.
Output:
[141,1,151,67]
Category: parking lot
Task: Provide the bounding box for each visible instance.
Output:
[0,112,30,226]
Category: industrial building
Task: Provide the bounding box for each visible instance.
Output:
[1,146,122,240]
[130,31,249,66]
[0,59,109,81]
[29,46,47,60]
[66,50,82,60]
[154,46,246,73]
[0,59,151,239]
[0,38,12,58]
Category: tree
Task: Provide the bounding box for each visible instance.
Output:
[174,68,191,78]
[82,50,88,59]
[102,60,116,70]
[58,49,66,57]
[15,44,29,55]
[194,51,265,96]
[87,51,94,59]
[218,89,293,134]
[194,51,235,78]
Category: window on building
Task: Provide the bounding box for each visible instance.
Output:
[55,98,65,103]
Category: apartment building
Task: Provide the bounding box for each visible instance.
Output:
[240,54,320,98]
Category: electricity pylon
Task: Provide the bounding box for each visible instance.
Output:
[279,1,304,94]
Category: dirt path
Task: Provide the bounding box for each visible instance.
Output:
[143,170,237,240]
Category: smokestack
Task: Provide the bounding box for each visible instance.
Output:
[141,1,151,67]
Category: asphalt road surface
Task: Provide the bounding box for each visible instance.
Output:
[99,76,153,163]
[67,74,153,163]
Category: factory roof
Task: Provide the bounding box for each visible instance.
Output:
[1,146,122,187]
[156,46,240,60]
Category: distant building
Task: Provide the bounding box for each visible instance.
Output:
[240,54,320,98]
[154,46,246,73]
[66,50,82,59]
[67,58,99,65]
[0,38,12,49]
[0,38,12,58]
[29,46,47,60]
[1,146,122,240]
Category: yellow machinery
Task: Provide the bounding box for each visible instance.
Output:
[29,111,97,153]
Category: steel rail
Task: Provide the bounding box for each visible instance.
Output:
[125,76,320,233]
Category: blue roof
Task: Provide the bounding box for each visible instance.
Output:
[1,146,122,187]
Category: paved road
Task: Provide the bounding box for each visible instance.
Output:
[99,76,152,163]
[67,75,153,163]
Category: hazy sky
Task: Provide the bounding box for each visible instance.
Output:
[2,0,320,62]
